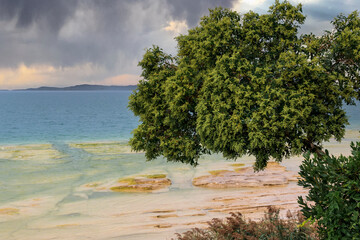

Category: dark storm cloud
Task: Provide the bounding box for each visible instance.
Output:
[0,0,359,88]
[0,0,234,34]
[0,0,236,71]
[0,0,78,33]
[165,0,234,26]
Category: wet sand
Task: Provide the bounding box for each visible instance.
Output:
[0,131,358,240]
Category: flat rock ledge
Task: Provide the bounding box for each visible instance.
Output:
[193,162,299,188]
[83,174,172,193]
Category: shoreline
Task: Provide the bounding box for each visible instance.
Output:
[0,131,358,239]
[0,128,358,148]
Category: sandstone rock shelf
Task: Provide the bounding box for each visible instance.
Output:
[193,162,300,188]
[82,174,172,193]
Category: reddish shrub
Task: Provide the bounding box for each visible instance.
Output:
[174,207,318,240]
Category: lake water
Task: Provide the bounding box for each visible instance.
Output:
[0,91,359,240]
[0,91,359,145]
[0,91,139,144]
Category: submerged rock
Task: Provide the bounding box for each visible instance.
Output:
[110,176,172,193]
[83,174,172,193]
[0,208,19,215]
[0,196,60,223]
[0,144,65,161]
[193,162,299,188]
[69,142,133,155]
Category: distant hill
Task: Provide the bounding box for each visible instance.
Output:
[17,84,138,91]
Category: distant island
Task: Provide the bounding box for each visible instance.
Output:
[15,84,138,91]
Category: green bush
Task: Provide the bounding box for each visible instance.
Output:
[173,207,317,240]
[298,142,360,239]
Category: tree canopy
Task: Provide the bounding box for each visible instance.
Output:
[129,0,360,170]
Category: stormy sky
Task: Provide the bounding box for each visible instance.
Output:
[0,0,359,89]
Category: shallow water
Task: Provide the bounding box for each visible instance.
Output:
[0,141,256,239]
[0,91,359,239]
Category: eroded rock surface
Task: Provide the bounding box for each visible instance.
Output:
[82,174,172,193]
[193,162,299,188]
[0,197,60,223]
[0,144,65,161]
[69,142,133,155]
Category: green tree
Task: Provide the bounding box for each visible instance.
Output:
[298,142,360,239]
[129,0,360,170]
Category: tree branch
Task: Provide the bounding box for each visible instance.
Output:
[303,139,326,158]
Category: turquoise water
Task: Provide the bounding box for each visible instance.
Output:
[0,91,138,144]
[0,91,359,144]
[0,91,359,239]
[0,91,358,203]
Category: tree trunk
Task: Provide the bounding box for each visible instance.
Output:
[303,139,326,158]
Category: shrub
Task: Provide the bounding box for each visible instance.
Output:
[173,207,317,240]
[298,142,360,239]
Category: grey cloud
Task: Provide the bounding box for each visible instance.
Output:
[0,0,235,33]
[294,0,360,35]
[0,0,78,33]
[0,0,358,87]
[0,0,236,72]
[301,0,359,22]
[164,0,234,26]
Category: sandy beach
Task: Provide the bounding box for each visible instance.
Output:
[0,130,358,240]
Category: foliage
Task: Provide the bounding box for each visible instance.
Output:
[129,1,360,169]
[300,10,360,104]
[173,207,318,240]
[298,142,360,239]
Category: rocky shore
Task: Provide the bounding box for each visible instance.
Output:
[193,162,299,188]
[2,134,358,240]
